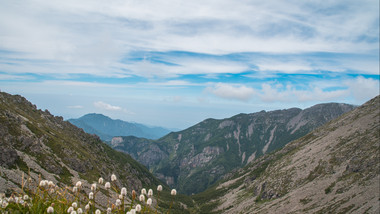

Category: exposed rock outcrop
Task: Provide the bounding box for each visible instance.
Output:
[196,95,379,214]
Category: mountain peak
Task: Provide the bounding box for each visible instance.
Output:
[80,113,112,120]
[69,113,172,141]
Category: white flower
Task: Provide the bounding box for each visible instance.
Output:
[91,183,97,191]
[121,187,127,196]
[75,181,82,188]
[115,199,121,206]
[95,209,101,214]
[111,174,117,181]
[119,194,123,200]
[48,181,55,187]
[135,204,142,212]
[130,209,136,214]
[148,189,153,197]
[72,186,78,193]
[147,198,152,206]
[89,192,94,200]
[39,180,47,187]
[157,185,163,192]
[72,202,77,208]
[67,206,74,213]
[2,201,8,208]
[171,189,177,196]
[141,188,146,195]
[23,195,29,201]
[105,182,111,190]
[127,212,131,214]
[14,197,19,203]
[107,207,112,214]
[139,194,145,202]
[77,208,83,214]
[71,211,77,214]
[47,206,54,213]
[85,204,90,210]
[98,177,104,184]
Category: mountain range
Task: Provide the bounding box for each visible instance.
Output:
[68,113,173,141]
[1,90,378,213]
[110,102,355,195]
[193,95,379,213]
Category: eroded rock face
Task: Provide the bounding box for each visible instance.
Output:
[111,136,169,168]
[181,146,224,168]
[152,102,355,194]
[109,101,356,195]
[0,146,19,168]
[201,95,379,214]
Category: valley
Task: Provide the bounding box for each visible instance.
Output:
[0,91,378,213]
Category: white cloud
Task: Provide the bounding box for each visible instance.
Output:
[93,101,136,115]
[345,76,379,102]
[259,83,349,103]
[0,0,377,128]
[206,83,256,101]
[121,57,249,79]
[257,60,312,73]
[0,0,377,69]
[146,80,198,87]
[0,73,34,80]
[205,81,359,103]
[94,101,122,111]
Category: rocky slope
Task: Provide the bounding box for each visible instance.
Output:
[69,113,172,141]
[111,136,168,169]
[193,95,379,213]
[0,92,162,206]
[113,102,355,194]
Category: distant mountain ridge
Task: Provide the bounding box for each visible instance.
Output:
[68,113,172,141]
[112,102,356,195]
[194,95,379,213]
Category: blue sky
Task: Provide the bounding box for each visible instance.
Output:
[0,0,379,129]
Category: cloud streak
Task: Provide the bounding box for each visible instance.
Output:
[94,101,122,111]
[206,83,256,101]
[0,0,378,128]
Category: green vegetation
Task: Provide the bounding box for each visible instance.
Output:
[300,198,312,205]
[325,182,336,194]
[0,173,179,214]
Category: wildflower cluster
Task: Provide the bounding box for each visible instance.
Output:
[0,173,177,213]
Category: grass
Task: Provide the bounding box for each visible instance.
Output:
[0,172,179,214]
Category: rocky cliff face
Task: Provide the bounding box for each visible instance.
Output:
[113,102,355,195]
[111,136,168,169]
[0,92,161,203]
[194,95,379,213]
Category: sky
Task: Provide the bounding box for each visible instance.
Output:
[0,0,379,130]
